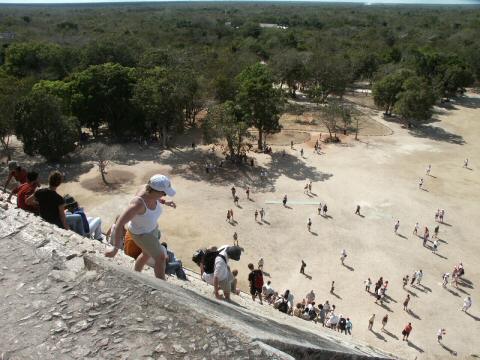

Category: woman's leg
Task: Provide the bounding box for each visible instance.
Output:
[153,252,166,280]
[135,253,150,272]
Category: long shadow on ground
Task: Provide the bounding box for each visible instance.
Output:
[409,126,465,145]
[160,148,333,193]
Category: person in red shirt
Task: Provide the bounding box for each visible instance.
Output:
[7,171,39,213]
[3,161,28,191]
[402,322,413,341]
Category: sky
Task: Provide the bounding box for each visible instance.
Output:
[0,0,478,4]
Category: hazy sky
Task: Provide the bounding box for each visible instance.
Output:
[0,0,478,4]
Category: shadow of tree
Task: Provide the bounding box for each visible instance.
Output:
[454,94,480,109]
[160,148,333,193]
[409,126,465,145]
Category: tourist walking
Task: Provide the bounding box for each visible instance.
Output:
[355,205,361,215]
[283,195,288,207]
[233,231,238,246]
[346,318,352,335]
[433,225,439,239]
[300,260,306,274]
[402,323,413,341]
[246,187,250,200]
[368,314,375,330]
[308,181,312,193]
[300,148,304,157]
[461,296,472,312]
[419,178,424,189]
[403,294,411,310]
[426,164,431,176]
[442,273,450,287]
[255,210,259,222]
[323,204,328,216]
[432,240,439,253]
[410,272,416,285]
[260,208,265,221]
[381,314,388,331]
[234,195,239,206]
[464,158,469,168]
[403,275,409,288]
[439,209,445,223]
[423,227,430,247]
[105,174,176,280]
[437,328,446,343]
[231,186,236,198]
[413,222,419,236]
[394,220,400,234]
[307,218,312,232]
[374,277,383,294]
[230,209,234,222]
[365,278,372,292]
[340,249,347,265]
[330,281,335,294]
[416,270,423,285]
[318,203,322,215]
[226,210,231,223]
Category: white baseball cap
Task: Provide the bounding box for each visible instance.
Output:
[148,174,176,196]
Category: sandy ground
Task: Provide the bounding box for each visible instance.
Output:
[3,93,480,359]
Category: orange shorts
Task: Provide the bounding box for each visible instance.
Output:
[124,230,142,259]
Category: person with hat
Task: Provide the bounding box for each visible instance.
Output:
[3,161,28,192]
[105,174,176,281]
[64,195,103,240]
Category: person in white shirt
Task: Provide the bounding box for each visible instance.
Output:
[461,296,472,313]
[202,246,242,301]
[305,290,315,304]
[262,281,275,302]
[416,270,423,285]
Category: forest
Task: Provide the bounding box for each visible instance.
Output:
[0,2,478,160]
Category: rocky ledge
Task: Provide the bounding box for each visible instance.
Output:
[0,193,395,360]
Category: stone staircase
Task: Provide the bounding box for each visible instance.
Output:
[0,191,398,359]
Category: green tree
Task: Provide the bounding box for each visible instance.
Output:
[14,88,78,162]
[307,53,353,104]
[0,72,30,159]
[203,101,249,158]
[270,49,308,97]
[434,62,474,100]
[394,76,436,125]
[320,99,342,141]
[81,39,136,67]
[372,70,411,116]
[68,63,136,137]
[132,67,184,147]
[235,63,284,149]
[3,42,72,80]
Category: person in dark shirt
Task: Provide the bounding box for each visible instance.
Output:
[26,171,68,229]
[7,171,39,213]
[3,161,28,191]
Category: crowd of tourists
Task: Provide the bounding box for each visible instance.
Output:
[1,144,475,352]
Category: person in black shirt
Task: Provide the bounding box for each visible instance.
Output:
[27,171,68,229]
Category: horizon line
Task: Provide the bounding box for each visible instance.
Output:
[0,0,479,5]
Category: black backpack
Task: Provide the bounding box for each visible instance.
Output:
[278,299,288,313]
[202,250,226,274]
[192,249,206,266]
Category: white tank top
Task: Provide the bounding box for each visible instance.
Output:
[128,196,162,234]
